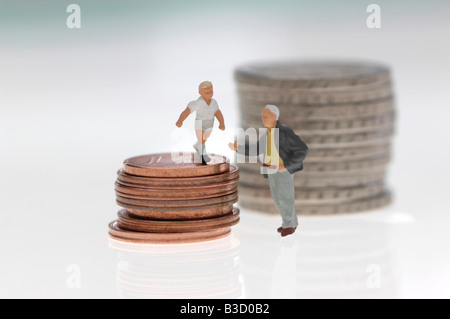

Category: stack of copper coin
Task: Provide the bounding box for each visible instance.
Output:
[108,153,240,244]
[234,60,396,215]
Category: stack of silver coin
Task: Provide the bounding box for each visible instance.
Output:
[234,60,395,215]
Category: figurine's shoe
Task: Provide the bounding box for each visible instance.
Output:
[277,227,283,233]
[201,155,211,165]
[281,227,297,237]
[202,154,211,162]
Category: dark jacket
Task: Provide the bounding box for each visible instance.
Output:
[237,121,309,177]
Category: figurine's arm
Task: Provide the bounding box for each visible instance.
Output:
[176,107,191,128]
[229,133,265,157]
[214,110,225,130]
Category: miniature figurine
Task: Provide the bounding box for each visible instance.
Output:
[176,81,226,165]
[229,105,309,237]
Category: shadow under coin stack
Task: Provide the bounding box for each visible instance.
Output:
[235,60,395,214]
[108,153,240,244]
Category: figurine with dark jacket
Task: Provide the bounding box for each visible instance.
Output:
[229,105,309,237]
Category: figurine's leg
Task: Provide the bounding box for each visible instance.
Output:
[192,129,202,163]
[203,129,212,143]
[201,119,214,145]
[268,172,282,213]
[270,173,285,234]
[276,171,298,229]
[195,129,204,150]
[202,129,212,159]
[194,129,211,164]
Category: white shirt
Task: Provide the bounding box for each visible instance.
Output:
[187,97,219,120]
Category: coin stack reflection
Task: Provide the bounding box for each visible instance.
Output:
[109,236,242,298]
[235,61,395,214]
[108,153,240,243]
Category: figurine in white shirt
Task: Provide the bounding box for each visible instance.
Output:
[176,81,225,164]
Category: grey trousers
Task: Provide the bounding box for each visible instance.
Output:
[267,170,298,228]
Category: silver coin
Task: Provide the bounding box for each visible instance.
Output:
[304,151,392,166]
[237,82,392,105]
[237,154,390,173]
[238,190,392,215]
[235,138,392,155]
[234,60,391,89]
[238,182,385,202]
[241,110,396,132]
[238,96,395,120]
[275,128,393,147]
[237,169,386,188]
[300,127,394,144]
[237,78,392,94]
[306,143,391,161]
[237,161,388,176]
[237,147,391,165]
[235,128,393,150]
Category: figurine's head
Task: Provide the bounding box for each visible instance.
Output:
[262,105,279,128]
[199,81,213,102]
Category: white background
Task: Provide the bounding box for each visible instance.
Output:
[0,0,449,298]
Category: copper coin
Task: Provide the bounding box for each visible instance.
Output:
[117,165,239,187]
[115,186,238,201]
[116,192,238,208]
[123,153,230,178]
[114,179,238,196]
[117,176,240,190]
[117,207,240,233]
[108,221,232,244]
[125,204,235,220]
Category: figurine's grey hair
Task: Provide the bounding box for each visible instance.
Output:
[264,104,280,120]
[199,81,213,90]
